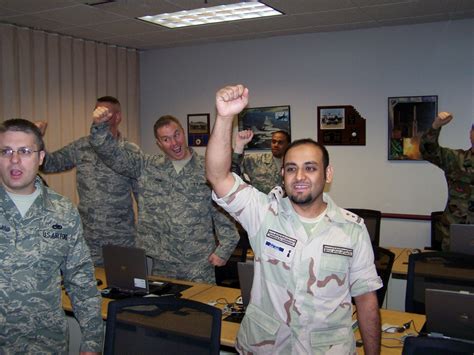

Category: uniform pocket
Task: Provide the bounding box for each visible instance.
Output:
[310,326,353,350]
[239,304,281,347]
[316,254,350,298]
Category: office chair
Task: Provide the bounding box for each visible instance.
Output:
[346,208,382,246]
[429,211,444,251]
[372,246,395,307]
[402,335,474,355]
[215,225,250,288]
[104,296,222,355]
[405,251,474,314]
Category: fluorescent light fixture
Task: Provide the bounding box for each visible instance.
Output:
[138,1,283,29]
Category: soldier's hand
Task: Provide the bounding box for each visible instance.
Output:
[216,84,249,119]
[433,111,453,129]
[92,106,113,124]
[208,253,226,267]
[34,121,48,136]
[234,130,254,153]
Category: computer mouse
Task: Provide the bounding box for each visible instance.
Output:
[411,248,422,254]
[96,279,103,286]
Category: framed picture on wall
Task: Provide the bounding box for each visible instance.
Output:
[388,95,438,160]
[238,105,291,150]
[187,113,210,147]
[319,107,345,130]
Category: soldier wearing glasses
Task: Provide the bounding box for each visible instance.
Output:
[0,119,103,353]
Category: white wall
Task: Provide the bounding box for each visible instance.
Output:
[140,19,473,249]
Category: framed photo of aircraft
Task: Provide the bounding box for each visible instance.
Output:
[237,105,291,150]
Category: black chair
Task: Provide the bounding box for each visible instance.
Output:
[215,225,250,288]
[372,246,395,307]
[429,211,444,251]
[104,296,222,355]
[347,208,382,246]
[402,335,474,355]
[405,251,474,314]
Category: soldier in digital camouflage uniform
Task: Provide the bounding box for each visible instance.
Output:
[0,119,103,354]
[231,129,290,194]
[89,110,239,284]
[420,111,474,250]
[39,96,139,266]
[207,85,382,354]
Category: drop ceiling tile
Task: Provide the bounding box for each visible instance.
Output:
[264,0,356,14]
[1,14,67,31]
[33,4,125,26]
[85,19,163,36]
[0,0,76,13]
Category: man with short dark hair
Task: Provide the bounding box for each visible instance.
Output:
[39,96,139,266]
[89,110,239,284]
[232,129,290,193]
[206,85,382,354]
[420,111,474,250]
[0,118,103,353]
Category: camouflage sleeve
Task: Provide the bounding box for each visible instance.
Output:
[231,152,244,176]
[211,203,240,261]
[41,140,78,173]
[349,225,382,297]
[62,212,103,352]
[420,127,457,173]
[89,122,144,179]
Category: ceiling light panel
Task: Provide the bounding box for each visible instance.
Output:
[138,1,283,28]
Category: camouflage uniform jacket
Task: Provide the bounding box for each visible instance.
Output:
[0,177,103,353]
[213,174,382,354]
[89,122,239,283]
[420,127,474,248]
[41,135,139,266]
[232,152,282,194]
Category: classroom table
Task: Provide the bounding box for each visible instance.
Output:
[390,247,411,279]
[63,266,425,354]
[186,284,426,353]
[61,268,214,318]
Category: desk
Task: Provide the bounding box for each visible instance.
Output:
[186,284,426,353]
[61,268,214,319]
[63,267,425,353]
[390,248,410,280]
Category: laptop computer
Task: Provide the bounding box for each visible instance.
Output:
[237,261,254,308]
[424,288,474,342]
[450,224,474,255]
[102,244,170,298]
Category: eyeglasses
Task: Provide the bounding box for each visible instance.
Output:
[0,147,41,158]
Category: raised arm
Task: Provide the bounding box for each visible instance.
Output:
[206,85,249,197]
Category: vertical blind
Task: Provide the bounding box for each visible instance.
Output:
[0,23,140,204]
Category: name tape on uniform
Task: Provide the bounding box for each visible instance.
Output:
[323,244,353,257]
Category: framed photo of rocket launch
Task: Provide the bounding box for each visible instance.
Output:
[388,95,438,160]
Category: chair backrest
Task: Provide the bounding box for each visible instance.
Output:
[104,296,222,355]
[347,208,382,246]
[405,251,474,314]
[372,246,395,307]
[215,225,250,288]
[402,335,474,355]
[430,211,444,251]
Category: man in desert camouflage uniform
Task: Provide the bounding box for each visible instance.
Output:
[0,119,102,353]
[232,129,290,194]
[89,111,239,284]
[420,111,474,250]
[207,85,382,354]
[39,96,139,266]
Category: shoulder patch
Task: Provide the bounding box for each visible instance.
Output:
[340,208,364,226]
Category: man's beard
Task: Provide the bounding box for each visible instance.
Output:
[288,193,314,206]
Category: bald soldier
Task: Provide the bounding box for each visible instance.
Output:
[420,111,474,250]
[206,85,382,354]
[39,96,139,266]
